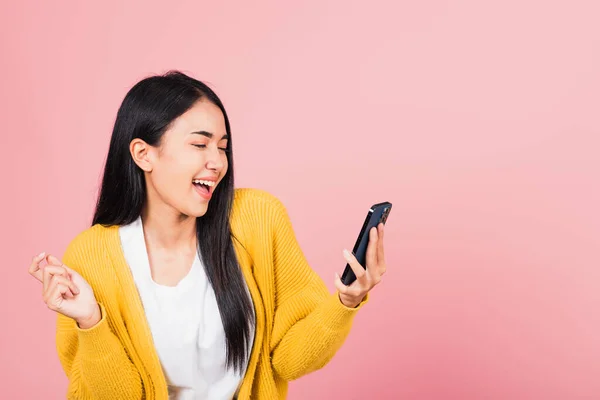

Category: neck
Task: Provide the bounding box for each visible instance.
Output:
[140,201,196,251]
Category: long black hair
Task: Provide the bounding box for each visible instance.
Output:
[93,70,254,372]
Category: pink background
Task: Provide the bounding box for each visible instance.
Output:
[2,0,599,399]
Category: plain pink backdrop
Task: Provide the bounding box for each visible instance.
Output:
[2,0,599,399]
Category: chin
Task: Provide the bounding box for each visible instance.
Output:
[187,204,209,218]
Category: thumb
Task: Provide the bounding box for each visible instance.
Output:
[60,263,80,280]
[46,254,63,266]
[46,254,75,280]
[62,264,77,276]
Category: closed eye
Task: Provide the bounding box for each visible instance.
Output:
[193,144,229,152]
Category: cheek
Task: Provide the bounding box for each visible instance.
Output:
[152,152,197,194]
[222,154,229,174]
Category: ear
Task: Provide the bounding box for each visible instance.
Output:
[130,138,154,172]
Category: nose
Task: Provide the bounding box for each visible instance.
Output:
[205,145,225,172]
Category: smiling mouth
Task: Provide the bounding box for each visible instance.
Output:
[192,179,215,195]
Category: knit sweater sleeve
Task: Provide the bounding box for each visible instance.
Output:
[266,195,368,381]
[55,234,143,400]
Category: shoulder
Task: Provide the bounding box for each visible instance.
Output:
[231,188,294,243]
[233,188,289,218]
[62,224,116,271]
[64,224,112,255]
[234,188,286,208]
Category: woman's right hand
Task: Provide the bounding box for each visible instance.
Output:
[29,252,101,329]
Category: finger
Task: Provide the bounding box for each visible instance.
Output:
[46,254,63,267]
[43,265,74,294]
[342,249,367,284]
[46,283,71,311]
[45,274,78,299]
[44,275,78,298]
[61,264,75,275]
[44,275,78,303]
[48,256,78,281]
[28,252,46,282]
[377,223,385,267]
[55,272,79,296]
[46,255,73,279]
[334,273,363,297]
[43,265,69,293]
[366,227,379,275]
[334,273,350,294]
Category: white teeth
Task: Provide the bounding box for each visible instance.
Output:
[192,179,216,187]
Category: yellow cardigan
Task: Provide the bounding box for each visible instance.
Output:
[56,188,366,399]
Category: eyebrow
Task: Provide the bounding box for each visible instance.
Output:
[190,131,229,140]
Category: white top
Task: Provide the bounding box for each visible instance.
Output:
[119,217,254,400]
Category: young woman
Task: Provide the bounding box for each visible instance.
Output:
[28,71,386,400]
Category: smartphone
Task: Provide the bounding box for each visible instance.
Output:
[340,202,392,286]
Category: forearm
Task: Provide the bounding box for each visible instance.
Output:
[271,292,366,381]
[57,305,143,400]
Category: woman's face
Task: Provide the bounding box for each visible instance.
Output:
[140,98,229,218]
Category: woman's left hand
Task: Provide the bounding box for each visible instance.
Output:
[335,223,386,308]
